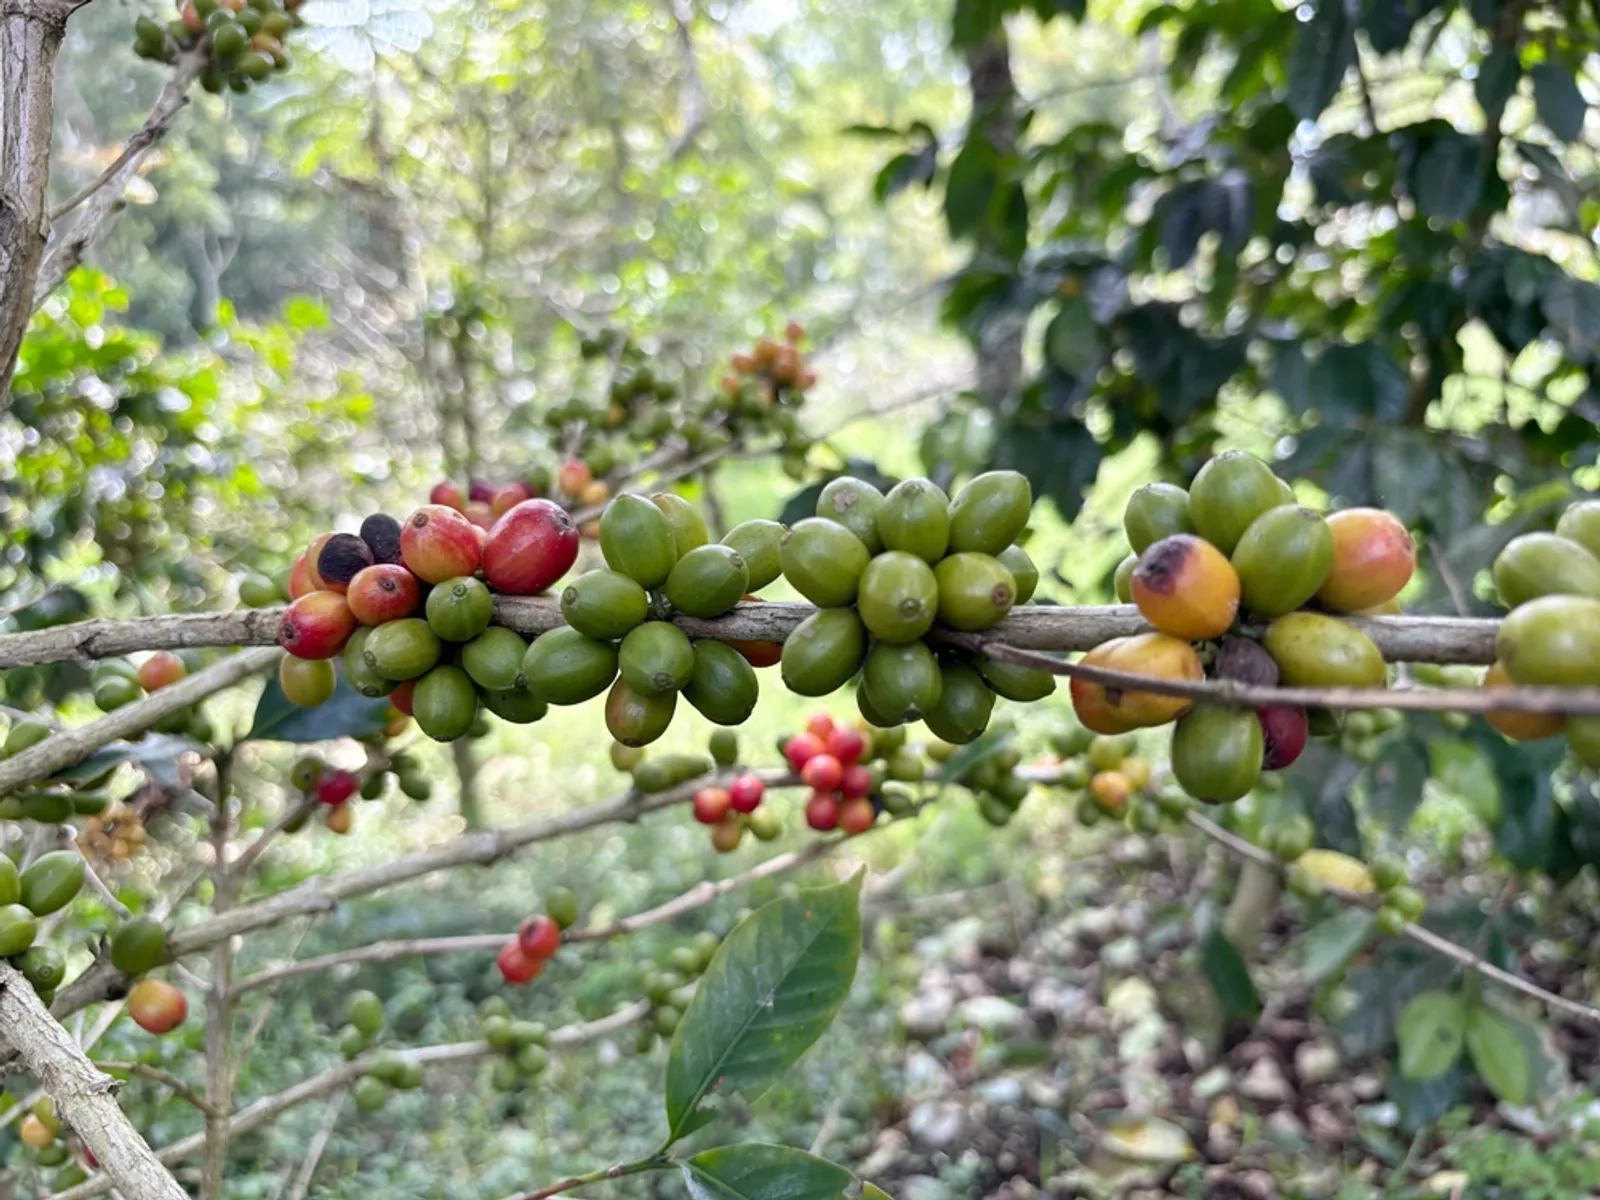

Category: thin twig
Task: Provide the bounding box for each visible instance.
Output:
[62,829,130,920]
[282,1088,345,1200]
[50,1003,652,1200]
[93,1062,216,1119]
[1182,811,1600,1028]
[229,796,315,879]
[230,834,836,996]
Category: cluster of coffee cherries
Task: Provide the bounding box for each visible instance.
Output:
[1085,451,1415,804]
[78,802,149,863]
[683,731,776,852]
[285,752,398,836]
[547,495,785,747]
[0,654,211,830]
[276,498,581,738]
[495,888,579,986]
[781,713,920,835]
[1487,496,1600,764]
[479,998,555,1093]
[16,1098,96,1186]
[331,990,425,1111]
[778,472,1049,743]
[717,323,817,478]
[426,473,560,532]
[133,0,302,94]
[635,931,720,1051]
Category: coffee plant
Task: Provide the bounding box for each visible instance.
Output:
[0,0,1599,1195]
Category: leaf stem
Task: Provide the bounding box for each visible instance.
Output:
[512,1154,671,1199]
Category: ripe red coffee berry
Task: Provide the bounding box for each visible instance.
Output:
[468,480,495,504]
[278,592,357,660]
[346,564,421,625]
[825,726,866,765]
[558,459,593,495]
[801,754,843,792]
[804,792,840,832]
[496,941,542,985]
[838,797,876,835]
[315,769,359,806]
[287,552,317,599]
[127,979,188,1034]
[137,652,185,692]
[482,500,580,596]
[839,764,874,800]
[430,481,466,510]
[805,713,835,740]
[1258,705,1309,770]
[491,482,532,517]
[389,679,416,716]
[728,775,765,813]
[693,786,733,825]
[517,914,562,960]
[401,505,483,584]
[783,732,826,771]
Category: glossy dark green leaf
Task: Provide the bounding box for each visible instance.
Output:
[1288,0,1356,120]
[990,413,1103,523]
[1531,62,1586,142]
[938,729,1015,784]
[874,145,938,203]
[1475,46,1520,126]
[665,877,863,1140]
[247,671,391,744]
[1478,731,1560,871]
[53,733,208,786]
[1044,298,1102,377]
[1390,1060,1467,1131]
[1199,928,1261,1019]
[1410,131,1485,222]
[1465,1005,1533,1105]
[950,0,1006,46]
[1366,739,1429,831]
[1300,909,1376,983]
[680,1145,854,1200]
[1396,990,1466,1080]
[944,134,1000,241]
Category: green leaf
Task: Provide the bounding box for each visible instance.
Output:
[874,145,938,203]
[1300,909,1376,983]
[861,1187,896,1200]
[1410,132,1484,223]
[1390,1060,1468,1132]
[53,734,208,787]
[1465,1006,1533,1105]
[938,729,1015,785]
[1199,928,1261,1018]
[665,878,863,1141]
[1531,63,1587,143]
[1288,0,1356,121]
[944,135,1000,241]
[1396,990,1466,1080]
[1043,298,1102,377]
[247,672,391,744]
[1366,740,1429,831]
[1475,46,1520,126]
[950,0,1006,46]
[680,1145,854,1200]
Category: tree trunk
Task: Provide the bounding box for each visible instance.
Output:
[962,35,1023,409]
[0,0,68,401]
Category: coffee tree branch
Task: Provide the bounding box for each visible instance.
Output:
[0,648,280,795]
[228,834,830,997]
[0,963,186,1200]
[50,767,794,1018]
[48,1001,652,1200]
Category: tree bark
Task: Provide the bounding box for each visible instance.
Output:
[0,963,186,1200]
[962,34,1023,408]
[0,0,69,401]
